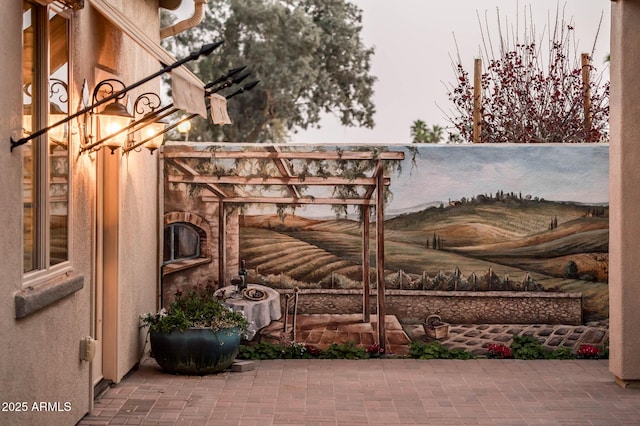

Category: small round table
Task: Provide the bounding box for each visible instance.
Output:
[215,284,281,339]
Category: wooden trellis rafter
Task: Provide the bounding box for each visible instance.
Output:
[169,175,391,186]
[169,158,230,198]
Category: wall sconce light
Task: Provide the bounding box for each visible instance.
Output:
[48,102,68,145]
[48,79,69,146]
[138,116,167,154]
[22,103,68,147]
[21,79,69,148]
[124,92,167,154]
[10,41,224,152]
[76,65,257,155]
[86,79,134,154]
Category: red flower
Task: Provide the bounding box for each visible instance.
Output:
[577,344,601,359]
[366,343,384,355]
[487,343,512,359]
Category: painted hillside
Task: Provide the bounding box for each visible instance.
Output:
[240,194,608,321]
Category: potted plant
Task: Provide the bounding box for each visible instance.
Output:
[141,286,249,375]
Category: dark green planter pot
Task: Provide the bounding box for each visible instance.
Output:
[150,327,241,375]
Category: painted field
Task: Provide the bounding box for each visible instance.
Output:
[240,197,609,321]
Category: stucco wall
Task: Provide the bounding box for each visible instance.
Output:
[277,289,583,325]
[0,2,163,425]
[112,4,162,384]
[0,3,93,425]
[609,0,640,384]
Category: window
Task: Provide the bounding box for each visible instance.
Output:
[22,1,70,275]
[163,223,201,264]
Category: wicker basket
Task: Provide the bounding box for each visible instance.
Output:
[423,315,449,340]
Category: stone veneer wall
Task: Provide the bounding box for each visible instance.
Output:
[277,289,583,325]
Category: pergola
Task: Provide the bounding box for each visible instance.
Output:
[162,143,405,349]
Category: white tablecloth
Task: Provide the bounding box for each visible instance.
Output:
[215,284,281,339]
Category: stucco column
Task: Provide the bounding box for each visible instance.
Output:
[609,0,640,387]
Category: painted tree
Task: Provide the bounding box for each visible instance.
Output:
[445,6,609,143]
[163,0,376,142]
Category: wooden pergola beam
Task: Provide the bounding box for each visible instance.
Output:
[362,205,371,323]
[163,150,405,161]
[168,159,229,198]
[375,161,387,351]
[364,161,385,200]
[168,175,391,186]
[266,146,302,200]
[218,200,226,288]
[202,196,376,205]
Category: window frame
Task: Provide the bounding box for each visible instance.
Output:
[161,216,211,277]
[163,223,202,264]
[22,0,73,286]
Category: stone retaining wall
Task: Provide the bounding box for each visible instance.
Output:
[277,289,583,325]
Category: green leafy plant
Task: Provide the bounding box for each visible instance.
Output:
[238,342,318,359]
[409,341,474,360]
[547,347,575,360]
[140,287,249,334]
[320,342,369,359]
[510,335,549,360]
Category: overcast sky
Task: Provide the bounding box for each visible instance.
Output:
[174,1,610,144]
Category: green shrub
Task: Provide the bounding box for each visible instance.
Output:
[320,342,368,359]
[547,347,575,359]
[510,335,548,359]
[239,341,372,360]
[409,341,474,360]
[239,342,316,359]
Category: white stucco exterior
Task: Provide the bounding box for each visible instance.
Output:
[0,1,164,424]
[609,0,640,386]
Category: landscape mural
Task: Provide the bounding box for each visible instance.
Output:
[238,144,609,322]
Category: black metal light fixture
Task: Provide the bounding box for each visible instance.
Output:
[22,79,69,148]
[84,66,260,155]
[86,79,134,154]
[124,92,167,154]
[10,41,224,152]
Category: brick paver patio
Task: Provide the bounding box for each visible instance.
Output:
[79,358,640,425]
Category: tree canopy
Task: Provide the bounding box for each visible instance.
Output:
[445,7,609,143]
[410,120,445,143]
[163,0,376,143]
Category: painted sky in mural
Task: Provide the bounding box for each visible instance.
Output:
[392,145,609,211]
[247,144,609,218]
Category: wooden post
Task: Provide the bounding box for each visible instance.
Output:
[473,58,482,143]
[375,163,386,350]
[581,53,592,140]
[218,200,225,288]
[362,205,371,323]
